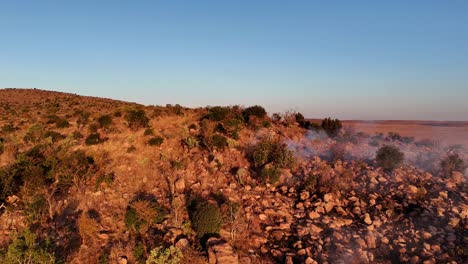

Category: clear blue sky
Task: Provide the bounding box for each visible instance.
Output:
[1,0,467,120]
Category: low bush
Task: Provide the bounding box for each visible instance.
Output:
[126,109,150,130]
[125,194,167,233]
[205,106,230,122]
[250,138,296,169]
[440,153,465,176]
[55,118,70,128]
[72,131,83,140]
[144,128,154,136]
[242,105,267,122]
[97,114,113,128]
[2,123,16,133]
[85,133,104,145]
[3,229,56,263]
[182,136,199,149]
[375,145,404,172]
[202,134,228,151]
[23,124,45,143]
[321,117,342,137]
[189,200,222,241]
[304,173,318,193]
[146,246,182,264]
[148,136,164,146]
[260,166,281,184]
[44,130,65,143]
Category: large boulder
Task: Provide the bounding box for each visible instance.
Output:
[207,237,239,264]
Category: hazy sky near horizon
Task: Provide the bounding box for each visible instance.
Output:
[1,1,467,120]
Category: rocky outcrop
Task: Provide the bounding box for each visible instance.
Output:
[207,237,239,264]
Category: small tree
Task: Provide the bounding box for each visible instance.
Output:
[376,145,404,172]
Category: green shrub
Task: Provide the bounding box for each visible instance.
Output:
[73,131,83,140]
[144,128,154,136]
[204,134,228,151]
[146,246,182,264]
[25,195,48,224]
[44,131,65,143]
[440,153,465,176]
[125,195,167,233]
[242,105,267,122]
[262,120,271,128]
[321,117,342,137]
[205,106,230,121]
[375,145,404,172]
[126,110,150,130]
[2,123,16,133]
[260,166,281,184]
[182,136,199,149]
[55,118,70,128]
[148,136,164,146]
[3,229,55,264]
[250,138,296,169]
[97,114,113,128]
[133,241,146,264]
[190,200,222,240]
[304,173,318,193]
[127,145,137,153]
[85,133,104,145]
[23,124,45,143]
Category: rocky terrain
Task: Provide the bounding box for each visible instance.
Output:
[0,88,466,264]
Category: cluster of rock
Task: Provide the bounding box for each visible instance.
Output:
[238,158,466,263]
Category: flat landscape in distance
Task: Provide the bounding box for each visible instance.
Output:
[310,119,468,147]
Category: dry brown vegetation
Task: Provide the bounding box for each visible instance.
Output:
[0,88,466,264]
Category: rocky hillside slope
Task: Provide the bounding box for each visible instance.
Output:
[0,88,466,264]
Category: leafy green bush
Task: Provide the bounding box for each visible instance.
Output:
[3,229,55,264]
[146,246,182,264]
[250,138,296,169]
[148,136,164,146]
[97,114,113,128]
[205,106,230,121]
[203,134,228,151]
[260,166,281,184]
[85,133,104,145]
[190,200,222,240]
[440,153,465,176]
[321,117,342,137]
[376,145,404,172]
[242,105,267,122]
[125,195,167,233]
[126,109,150,130]
[211,134,228,150]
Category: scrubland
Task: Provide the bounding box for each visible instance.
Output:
[0,89,466,264]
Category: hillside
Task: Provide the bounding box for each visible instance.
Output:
[0,88,466,264]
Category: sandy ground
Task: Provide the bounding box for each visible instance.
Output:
[343,120,468,147]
